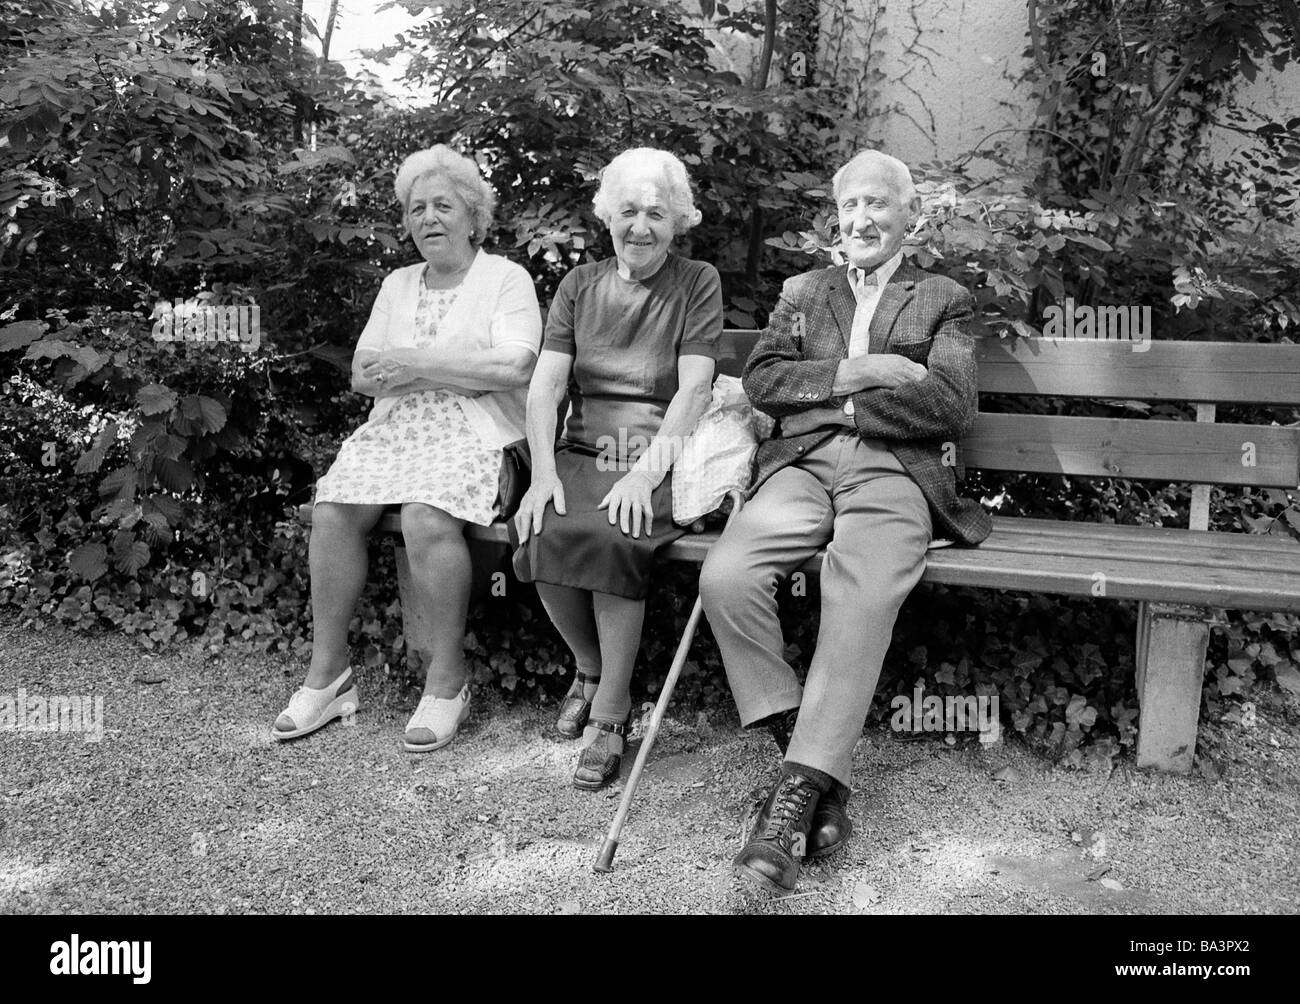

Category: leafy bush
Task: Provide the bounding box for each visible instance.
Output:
[2,0,1298,765]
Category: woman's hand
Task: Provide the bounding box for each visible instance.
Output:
[599,470,656,539]
[361,348,423,389]
[514,472,566,543]
[361,349,486,397]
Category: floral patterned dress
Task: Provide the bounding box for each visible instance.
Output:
[312,281,502,526]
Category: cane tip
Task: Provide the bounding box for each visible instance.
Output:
[593,838,618,873]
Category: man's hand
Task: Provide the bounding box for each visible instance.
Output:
[833,353,928,395]
[780,407,854,437]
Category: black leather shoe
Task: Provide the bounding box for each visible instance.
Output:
[763,709,851,859]
[555,671,598,738]
[733,772,822,894]
[807,783,851,859]
[572,716,629,790]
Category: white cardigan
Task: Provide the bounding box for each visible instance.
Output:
[355,251,542,450]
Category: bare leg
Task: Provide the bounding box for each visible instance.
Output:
[306,502,386,688]
[584,591,646,751]
[536,582,603,700]
[400,502,472,699]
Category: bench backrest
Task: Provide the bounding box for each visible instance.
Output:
[718,330,1300,528]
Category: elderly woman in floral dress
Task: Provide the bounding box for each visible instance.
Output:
[274,145,542,751]
[513,147,722,788]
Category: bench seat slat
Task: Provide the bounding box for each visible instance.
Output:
[662,524,1300,611]
[974,337,1300,405]
[296,507,1300,613]
[923,546,1300,611]
[965,413,1300,487]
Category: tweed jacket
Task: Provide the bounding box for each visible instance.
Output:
[742,260,992,546]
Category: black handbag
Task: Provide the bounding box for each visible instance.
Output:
[496,438,532,521]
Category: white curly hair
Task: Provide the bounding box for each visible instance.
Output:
[394,144,497,246]
[832,149,918,206]
[591,147,702,234]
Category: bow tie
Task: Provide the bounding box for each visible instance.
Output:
[854,269,881,291]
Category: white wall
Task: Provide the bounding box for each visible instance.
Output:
[817,0,1031,167]
[814,0,1298,202]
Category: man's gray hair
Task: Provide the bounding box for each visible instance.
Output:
[394,144,497,246]
[832,150,918,205]
[592,147,703,235]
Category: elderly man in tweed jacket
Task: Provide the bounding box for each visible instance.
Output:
[699,149,991,895]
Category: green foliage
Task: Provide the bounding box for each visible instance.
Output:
[383,0,870,316]
[2,0,1297,764]
[1,0,394,600]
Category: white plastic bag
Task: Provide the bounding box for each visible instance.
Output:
[672,376,765,524]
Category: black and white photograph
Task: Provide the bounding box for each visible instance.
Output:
[1,0,1298,944]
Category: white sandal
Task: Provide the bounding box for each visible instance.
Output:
[403,683,471,753]
[273,668,359,741]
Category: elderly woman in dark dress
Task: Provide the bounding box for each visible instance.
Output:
[513,147,722,789]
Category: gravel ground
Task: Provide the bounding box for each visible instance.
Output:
[2,612,1298,915]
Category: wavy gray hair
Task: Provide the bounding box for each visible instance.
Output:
[394,145,497,246]
[591,147,702,235]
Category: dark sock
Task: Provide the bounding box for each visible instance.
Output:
[782,760,836,794]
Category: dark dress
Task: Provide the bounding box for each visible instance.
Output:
[511,253,723,598]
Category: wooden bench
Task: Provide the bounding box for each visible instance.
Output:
[298,331,1300,773]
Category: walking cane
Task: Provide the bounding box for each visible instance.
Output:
[593,489,745,873]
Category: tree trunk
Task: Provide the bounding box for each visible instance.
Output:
[744,0,779,292]
[292,0,305,142]
[321,0,339,68]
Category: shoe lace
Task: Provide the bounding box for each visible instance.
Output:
[760,777,814,839]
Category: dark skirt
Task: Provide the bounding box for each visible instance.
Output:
[510,445,685,600]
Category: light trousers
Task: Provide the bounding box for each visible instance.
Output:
[699,432,932,785]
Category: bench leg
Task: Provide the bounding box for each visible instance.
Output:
[1134,601,1210,773]
[393,544,434,670]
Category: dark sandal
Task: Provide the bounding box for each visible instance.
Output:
[555,671,599,738]
[572,715,631,790]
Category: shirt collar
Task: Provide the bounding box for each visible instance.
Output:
[847,251,904,300]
